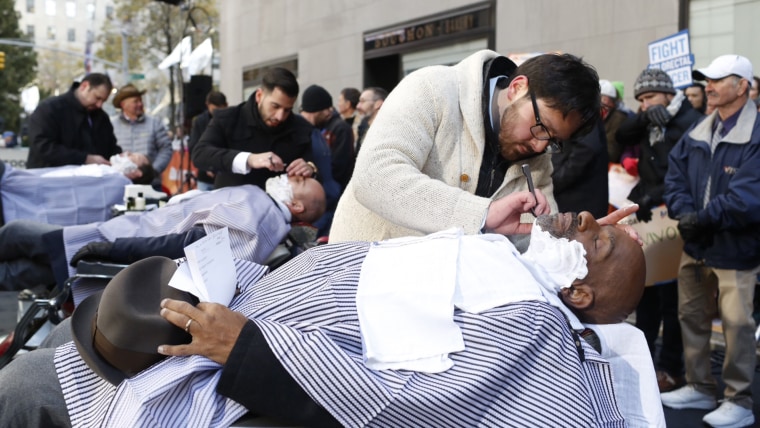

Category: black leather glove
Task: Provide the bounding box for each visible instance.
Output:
[634,194,654,223]
[646,104,672,127]
[677,212,714,247]
[70,241,115,267]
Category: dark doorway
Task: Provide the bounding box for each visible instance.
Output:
[364,55,401,93]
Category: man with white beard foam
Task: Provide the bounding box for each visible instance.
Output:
[0,174,325,294]
[0,210,662,427]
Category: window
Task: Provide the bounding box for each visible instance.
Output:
[106,5,114,19]
[86,2,95,19]
[45,0,56,15]
[68,28,76,42]
[26,0,35,13]
[27,25,35,39]
[47,26,56,40]
[66,1,76,18]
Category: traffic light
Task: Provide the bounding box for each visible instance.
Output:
[0,52,5,70]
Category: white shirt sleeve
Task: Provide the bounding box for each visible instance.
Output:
[232,152,252,174]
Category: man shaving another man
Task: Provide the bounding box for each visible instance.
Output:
[0,189,657,427]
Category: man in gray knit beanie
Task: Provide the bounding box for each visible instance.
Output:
[633,68,676,99]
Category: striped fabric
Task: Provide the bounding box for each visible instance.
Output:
[61,185,290,305]
[56,243,625,427]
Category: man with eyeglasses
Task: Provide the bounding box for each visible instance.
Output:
[661,54,760,428]
[330,51,609,243]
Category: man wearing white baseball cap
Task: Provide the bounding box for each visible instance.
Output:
[661,53,760,428]
[692,54,754,85]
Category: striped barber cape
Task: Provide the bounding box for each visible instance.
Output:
[60,185,290,306]
[56,242,625,427]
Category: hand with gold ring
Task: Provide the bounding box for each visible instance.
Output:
[158,298,248,365]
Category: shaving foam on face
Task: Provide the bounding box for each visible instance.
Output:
[265,174,293,204]
[521,222,588,291]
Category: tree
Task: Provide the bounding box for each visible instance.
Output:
[35,47,84,95]
[96,0,218,131]
[0,0,37,133]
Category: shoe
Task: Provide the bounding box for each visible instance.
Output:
[703,400,755,428]
[656,370,686,393]
[661,384,717,410]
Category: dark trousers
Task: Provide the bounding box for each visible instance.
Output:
[635,280,684,375]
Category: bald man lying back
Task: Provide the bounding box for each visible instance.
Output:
[0,208,649,427]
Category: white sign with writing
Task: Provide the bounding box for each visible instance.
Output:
[647,29,695,89]
[609,166,683,286]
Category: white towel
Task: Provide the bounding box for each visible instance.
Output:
[356,229,464,373]
[585,323,666,428]
[454,234,545,313]
[357,230,551,373]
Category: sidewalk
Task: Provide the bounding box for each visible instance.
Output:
[662,320,760,428]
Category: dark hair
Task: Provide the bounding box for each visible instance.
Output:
[131,163,157,185]
[513,54,601,138]
[686,82,706,113]
[205,91,227,107]
[340,87,361,108]
[82,73,113,92]
[261,67,299,98]
[364,86,389,102]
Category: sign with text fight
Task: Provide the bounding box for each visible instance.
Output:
[647,29,695,88]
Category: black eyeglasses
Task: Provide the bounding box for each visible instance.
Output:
[529,91,563,154]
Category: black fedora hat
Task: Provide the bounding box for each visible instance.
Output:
[71,256,198,385]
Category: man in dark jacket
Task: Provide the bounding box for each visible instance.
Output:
[26,73,121,168]
[191,68,319,190]
[188,91,228,191]
[551,119,609,219]
[616,68,703,223]
[616,68,703,394]
[299,84,356,237]
[661,54,760,428]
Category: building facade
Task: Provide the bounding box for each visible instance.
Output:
[14,0,115,74]
[217,0,759,109]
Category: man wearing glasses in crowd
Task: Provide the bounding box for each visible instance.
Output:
[330,51,610,243]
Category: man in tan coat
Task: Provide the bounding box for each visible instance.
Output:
[330,50,602,242]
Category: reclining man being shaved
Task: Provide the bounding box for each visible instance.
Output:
[0,191,660,427]
[0,174,325,292]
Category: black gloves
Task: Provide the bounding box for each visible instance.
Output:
[634,195,654,223]
[646,104,672,127]
[677,212,714,247]
[70,241,115,267]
